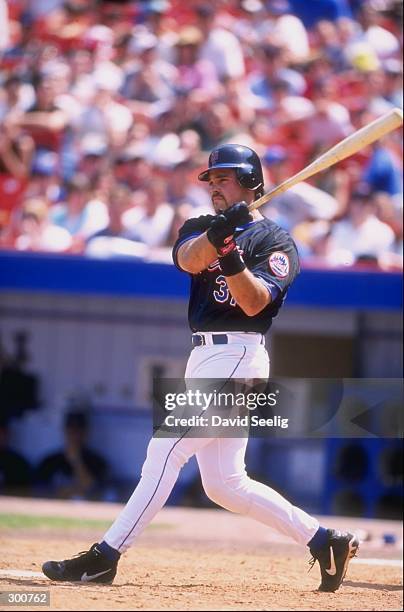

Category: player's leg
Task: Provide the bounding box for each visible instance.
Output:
[42,434,212,582]
[190,340,358,591]
[197,430,358,590]
[98,342,262,555]
[101,435,210,552]
[197,436,319,545]
[196,428,359,591]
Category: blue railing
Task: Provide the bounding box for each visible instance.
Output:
[0,251,402,309]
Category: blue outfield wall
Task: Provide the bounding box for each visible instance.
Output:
[0,250,402,310]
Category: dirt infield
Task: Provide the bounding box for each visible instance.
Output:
[1,498,402,611]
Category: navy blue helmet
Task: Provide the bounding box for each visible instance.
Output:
[198,144,265,199]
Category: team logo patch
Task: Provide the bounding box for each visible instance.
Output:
[269,252,289,278]
[210,149,219,165]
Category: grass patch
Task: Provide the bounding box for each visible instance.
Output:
[0,513,172,531]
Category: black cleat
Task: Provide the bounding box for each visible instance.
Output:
[309,529,359,592]
[42,544,118,584]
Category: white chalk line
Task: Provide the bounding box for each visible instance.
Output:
[351,558,403,567]
[0,570,45,578]
[0,558,402,580]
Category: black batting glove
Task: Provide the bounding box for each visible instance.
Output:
[207,214,237,256]
[207,202,252,252]
[222,201,252,230]
[206,212,247,275]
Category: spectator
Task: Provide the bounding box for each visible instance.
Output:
[121,28,176,119]
[173,26,219,96]
[196,101,241,150]
[0,330,40,422]
[248,42,306,112]
[50,173,108,243]
[0,123,34,236]
[14,197,72,252]
[178,128,204,161]
[357,4,400,60]
[266,78,315,132]
[364,70,400,117]
[23,149,61,204]
[67,48,98,105]
[265,1,310,62]
[35,410,108,501]
[362,144,403,197]
[329,185,396,265]
[195,4,246,82]
[113,146,154,191]
[76,84,132,150]
[381,59,403,109]
[9,74,69,152]
[0,75,35,121]
[312,20,348,72]
[0,419,32,496]
[292,219,334,261]
[77,133,109,181]
[128,179,174,248]
[305,78,353,152]
[373,191,403,245]
[86,182,148,258]
[166,160,212,211]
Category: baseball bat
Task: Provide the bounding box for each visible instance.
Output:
[249,107,403,211]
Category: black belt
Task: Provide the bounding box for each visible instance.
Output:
[192,333,228,347]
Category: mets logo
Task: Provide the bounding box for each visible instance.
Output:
[210,149,220,165]
[269,251,289,278]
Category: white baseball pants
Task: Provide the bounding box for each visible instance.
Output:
[103,333,319,553]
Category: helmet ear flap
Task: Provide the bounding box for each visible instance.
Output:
[237,169,261,190]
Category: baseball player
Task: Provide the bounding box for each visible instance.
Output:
[42,144,359,592]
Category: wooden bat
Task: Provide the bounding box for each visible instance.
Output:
[249,107,403,211]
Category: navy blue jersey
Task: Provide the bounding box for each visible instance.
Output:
[172,215,300,333]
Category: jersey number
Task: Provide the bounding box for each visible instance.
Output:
[213,275,236,307]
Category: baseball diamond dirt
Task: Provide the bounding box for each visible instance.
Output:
[0,497,402,611]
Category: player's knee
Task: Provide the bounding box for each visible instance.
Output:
[201,476,223,505]
[202,474,250,513]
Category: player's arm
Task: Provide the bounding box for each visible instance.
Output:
[175,204,251,275]
[228,227,298,317]
[173,214,217,273]
[176,233,218,274]
[224,268,271,316]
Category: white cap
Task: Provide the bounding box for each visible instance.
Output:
[129,31,158,54]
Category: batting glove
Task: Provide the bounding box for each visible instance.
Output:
[206,214,237,256]
[222,201,252,229]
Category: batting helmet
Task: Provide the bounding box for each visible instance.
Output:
[198,144,265,199]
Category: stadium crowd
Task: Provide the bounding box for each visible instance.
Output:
[0,0,402,269]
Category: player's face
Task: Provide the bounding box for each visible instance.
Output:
[208,169,251,213]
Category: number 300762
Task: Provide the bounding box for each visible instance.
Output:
[0,591,50,606]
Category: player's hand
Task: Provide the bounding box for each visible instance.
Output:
[222,202,252,230]
[206,214,237,256]
[196,214,215,232]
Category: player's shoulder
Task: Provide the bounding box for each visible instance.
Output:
[248,217,296,249]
